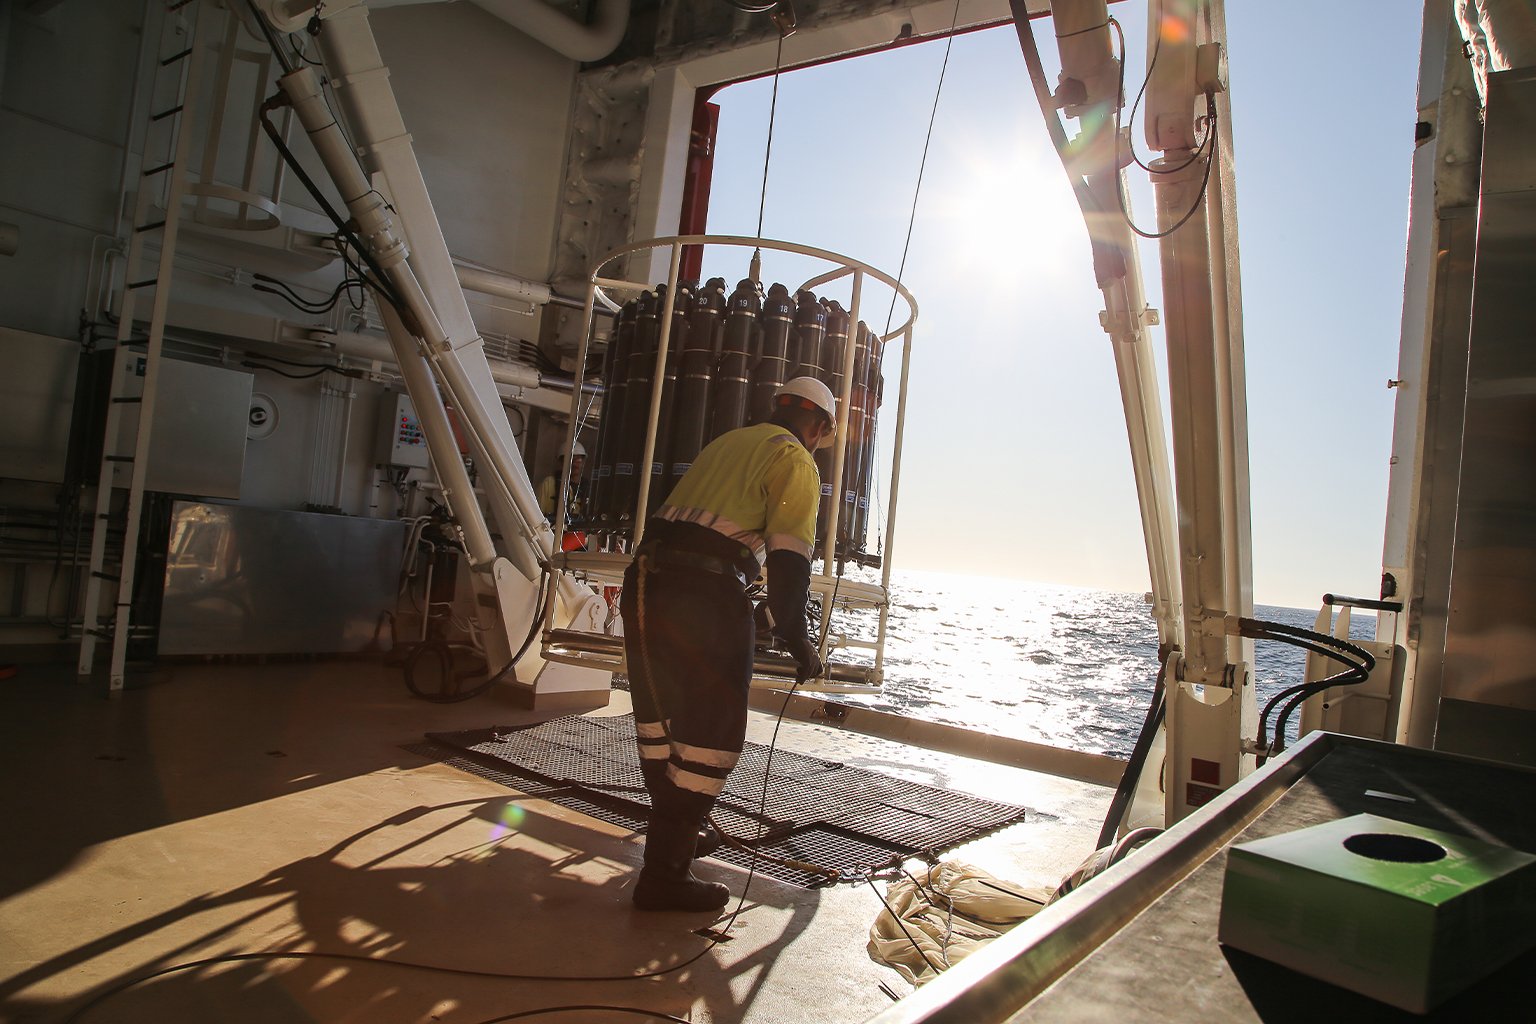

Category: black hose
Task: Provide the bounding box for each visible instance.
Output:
[252,272,351,313]
[1095,654,1168,849]
[1271,690,1318,752]
[1267,654,1375,751]
[1238,617,1374,758]
[239,360,330,379]
[401,571,550,704]
[256,98,404,313]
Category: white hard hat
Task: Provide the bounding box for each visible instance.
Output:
[774,377,838,451]
[774,376,837,424]
[571,441,586,458]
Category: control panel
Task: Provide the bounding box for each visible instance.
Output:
[376,391,431,468]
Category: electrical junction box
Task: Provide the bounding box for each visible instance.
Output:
[113,355,252,499]
[377,391,430,468]
[1218,812,1536,1013]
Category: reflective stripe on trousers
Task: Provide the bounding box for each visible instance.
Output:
[621,556,754,810]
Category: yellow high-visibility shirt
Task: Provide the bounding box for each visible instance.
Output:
[538,474,585,521]
[657,422,820,564]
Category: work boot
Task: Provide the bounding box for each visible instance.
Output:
[634,815,730,912]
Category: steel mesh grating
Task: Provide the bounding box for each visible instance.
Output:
[417,714,1031,888]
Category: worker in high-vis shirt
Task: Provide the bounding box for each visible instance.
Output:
[537,441,585,523]
[621,376,835,912]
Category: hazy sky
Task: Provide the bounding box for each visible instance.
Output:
[699,2,1423,610]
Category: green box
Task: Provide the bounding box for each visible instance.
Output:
[1218,812,1536,1012]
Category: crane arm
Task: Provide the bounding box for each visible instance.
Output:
[253,0,608,701]
[1016,0,1256,824]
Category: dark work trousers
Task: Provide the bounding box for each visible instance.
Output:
[620,555,754,853]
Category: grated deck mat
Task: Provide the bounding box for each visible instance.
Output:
[416,713,1031,888]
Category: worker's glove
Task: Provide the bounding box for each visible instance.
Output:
[765,550,820,681]
[785,633,823,684]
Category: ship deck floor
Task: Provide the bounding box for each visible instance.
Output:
[0,660,1110,1024]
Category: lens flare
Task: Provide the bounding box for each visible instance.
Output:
[1161,17,1191,45]
[489,802,526,840]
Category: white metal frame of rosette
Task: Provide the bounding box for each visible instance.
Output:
[541,234,918,696]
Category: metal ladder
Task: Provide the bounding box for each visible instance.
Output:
[78,0,210,689]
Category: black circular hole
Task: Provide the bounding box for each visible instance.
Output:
[1342,832,1446,863]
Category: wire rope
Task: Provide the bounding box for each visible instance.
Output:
[882,0,962,336]
[755,30,785,242]
[1055,19,1110,39]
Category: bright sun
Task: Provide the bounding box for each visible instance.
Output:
[927,141,1090,282]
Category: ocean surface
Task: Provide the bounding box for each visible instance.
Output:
[829,568,1376,759]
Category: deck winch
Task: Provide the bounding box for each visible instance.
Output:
[541,235,917,695]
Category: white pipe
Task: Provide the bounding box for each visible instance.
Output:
[454,263,552,306]
[280,324,601,413]
[468,0,628,63]
[364,0,629,63]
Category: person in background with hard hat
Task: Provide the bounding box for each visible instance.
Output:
[621,376,835,912]
[538,441,586,523]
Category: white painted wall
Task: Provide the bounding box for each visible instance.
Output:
[371,3,577,284]
[0,0,145,338]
